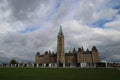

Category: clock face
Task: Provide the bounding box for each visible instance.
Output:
[59,39,62,42]
[58,34,64,37]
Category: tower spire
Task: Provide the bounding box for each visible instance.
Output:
[58,25,63,35]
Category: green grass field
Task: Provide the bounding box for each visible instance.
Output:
[0,68,120,80]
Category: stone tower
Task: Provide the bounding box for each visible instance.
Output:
[57,26,65,65]
[92,46,101,63]
[35,52,40,64]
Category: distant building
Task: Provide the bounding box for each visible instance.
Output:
[35,26,101,67]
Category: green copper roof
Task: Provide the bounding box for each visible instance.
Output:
[59,25,63,35]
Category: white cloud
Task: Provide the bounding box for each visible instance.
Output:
[97,8,118,20]
[105,15,120,30]
[105,20,120,30]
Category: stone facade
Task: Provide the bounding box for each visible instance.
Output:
[35,26,101,67]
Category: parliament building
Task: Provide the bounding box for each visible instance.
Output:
[35,26,101,67]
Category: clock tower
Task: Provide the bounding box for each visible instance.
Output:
[57,26,65,66]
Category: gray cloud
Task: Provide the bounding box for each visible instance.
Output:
[0,27,57,61]
[8,0,43,20]
[0,0,120,63]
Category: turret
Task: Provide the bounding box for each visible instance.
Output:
[86,49,90,54]
[92,46,97,51]
[77,47,84,63]
[35,52,40,64]
[44,51,49,63]
[45,51,48,55]
[72,48,76,53]
[91,46,100,63]
[36,52,40,56]
[81,46,84,52]
[78,48,82,52]
[49,50,51,54]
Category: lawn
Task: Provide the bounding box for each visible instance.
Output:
[0,68,120,80]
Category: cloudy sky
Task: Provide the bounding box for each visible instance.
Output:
[0,0,120,62]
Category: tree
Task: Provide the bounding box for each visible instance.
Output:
[10,59,18,64]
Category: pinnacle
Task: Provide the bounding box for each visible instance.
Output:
[59,25,63,35]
